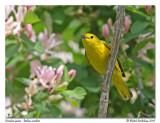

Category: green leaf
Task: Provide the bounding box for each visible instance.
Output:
[34,102,62,118]
[32,21,47,35]
[33,41,44,54]
[18,35,34,47]
[6,53,23,67]
[131,21,149,34]
[65,97,78,107]
[17,36,44,53]
[132,39,151,54]
[5,78,14,93]
[5,57,9,64]
[66,63,88,79]
[61,87,87,100]
[5,39,17,46]
[129,56,153,72]
[15,77,31,86]
[62,65,69,82]
[32,110,40,118]
[24,110,40,118]
[51,7,66,25]
[79,77,100,93]
[41,58,63,68]
[46,104,62,118]
[54,86,67,92]
[125,6,149,20]
[122,29,151,43]
[6,44,20,58]
[24,11,40,24]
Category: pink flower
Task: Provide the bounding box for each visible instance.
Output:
[55,65,64,81]
[38,29,63,50]
[145,5,152,15]
[35,66,56,89]
[68,69,76,81]
[24,24,36,42]
[25,79,44,96]
[5,16,19,37]
[5,5,16,20]
[102,24,110,38]
[23,5,36,11]
[5,5,35,38]
[107,18,112,28]
[34,65,66,93]
[29,60,42,78]
[16,95,35,116]
[5,6,27,38]
[124,16,131,34]
[137,42,155,63]
[30,64,76,94]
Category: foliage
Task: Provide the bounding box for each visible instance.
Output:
[5,5,155,118]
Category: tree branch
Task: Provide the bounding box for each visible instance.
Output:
[98,5,125,118]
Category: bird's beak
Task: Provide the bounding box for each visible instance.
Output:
[81,35,86,39]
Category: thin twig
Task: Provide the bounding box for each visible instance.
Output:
[98,5,125,118]
[138,111,153,118]
[135,63,145,100]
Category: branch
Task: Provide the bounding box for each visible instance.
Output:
[98,5,125,118]
[135,63,145,100]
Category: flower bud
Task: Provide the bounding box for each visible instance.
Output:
[107,18,112,28]
[102,24,110,38]
[68,69,76,80]
[124,16,131,34]
[145,5,152,15]
[24,24,32,38]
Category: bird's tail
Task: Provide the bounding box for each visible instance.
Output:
[114,80,133,100]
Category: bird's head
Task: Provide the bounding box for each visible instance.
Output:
[81,33,99,44]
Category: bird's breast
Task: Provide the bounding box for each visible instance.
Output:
[85,44,110,75]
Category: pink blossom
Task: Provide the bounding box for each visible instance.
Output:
[102,24,110,38]
[38,28,63,50]
[5,16,20,37]
[24,24,36,42]
[35,66,56,89]
[23,5,36,11]
[55,65,64,81]
[5,5,35,38]
[29,60,42,78]
[16,95,35,116]
[107,18,112,28]
[68,69,76,80]
[25,79,44,96]
[5,6,26,38]
[145,5,152,15]
[29,64,76,94]
[137,41,155,63]
[14,6,27,23]
[34,65,66,93]
[124,16,131,34]
[5,5,16,20]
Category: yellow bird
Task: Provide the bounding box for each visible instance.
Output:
[81,33,132,100]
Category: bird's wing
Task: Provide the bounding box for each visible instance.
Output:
[102,41,126,77]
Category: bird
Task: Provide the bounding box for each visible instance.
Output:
[81,33,133,100]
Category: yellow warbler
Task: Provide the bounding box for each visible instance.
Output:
[81,33,132,100]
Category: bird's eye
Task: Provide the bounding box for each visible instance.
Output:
[90,36,93,39]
